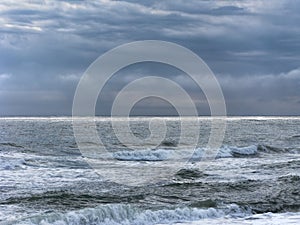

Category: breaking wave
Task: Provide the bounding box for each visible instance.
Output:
[113,145,259,162]
[15,204,250,225]
[0,156,26,170]
[112,144,299,162]
[113,149,174,161]
[191,145,258,160]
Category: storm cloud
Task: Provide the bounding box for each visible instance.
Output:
[0,0,299,116]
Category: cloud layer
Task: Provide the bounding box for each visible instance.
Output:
[0,0,299,115]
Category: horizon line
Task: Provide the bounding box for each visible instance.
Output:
[1,115,300,117]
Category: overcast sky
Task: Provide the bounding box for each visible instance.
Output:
[0,0,299,116]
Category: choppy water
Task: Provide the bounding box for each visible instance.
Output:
[0,117,299,224]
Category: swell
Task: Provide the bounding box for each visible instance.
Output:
[1,191,145,211]
[0,142,24,149]
[4,173,300,216]
[163,174,300,214]
[257,144,299,154]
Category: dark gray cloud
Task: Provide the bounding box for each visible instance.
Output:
[0,0,299,115]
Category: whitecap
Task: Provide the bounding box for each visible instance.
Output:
[113,149,175,161]
[0,157,26,170]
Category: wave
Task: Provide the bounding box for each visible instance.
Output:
[113,149,174,161]
[113,145,259,162]
[113,145,288,162]
[194,144,300,159]
[175,168,207,179]
[291,134,300,138]
[191,145,259,160]
[159,140,178,147]
[257,145,300,154]
[1,145,291,169]
[14,204,250,225]
[0,142,24,149]
[0,156,26,170]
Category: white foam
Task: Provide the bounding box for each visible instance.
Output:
[16,204,249,225]
[223,145,258,156]
[0,156,26,170]
[112,146,258,162]
[113,149,175,161]
[191,145,258,160]
[176,212,300,225]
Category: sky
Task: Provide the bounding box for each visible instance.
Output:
[0,0,300,116]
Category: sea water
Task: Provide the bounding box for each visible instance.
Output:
[0,117,299,224]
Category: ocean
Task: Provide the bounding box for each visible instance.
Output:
[0,117,299,224]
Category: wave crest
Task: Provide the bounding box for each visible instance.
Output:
[113,149,174,161]
[0,157,26,170]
